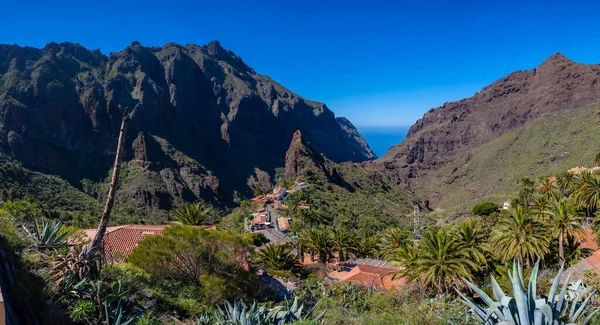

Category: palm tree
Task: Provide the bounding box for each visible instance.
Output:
[489,205,551,265]
[379,227,411,259]
[452,219,489,265]
[594,152,600,166]
[530,195,551,218]
[331,230,356,262]
[354,236,380,259]
[542,197,584,264]
[536,177,560,202]
[399,228,478,294]
[302,229,332,263]
[573,171,600,221]
[517,177,536,209]
[555,171,576,197]
[171,201,215,226]
[256,244,296,271]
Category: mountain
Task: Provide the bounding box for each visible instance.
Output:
[283,129,413,232]
[379,53,600,215]
[0,41,374,213]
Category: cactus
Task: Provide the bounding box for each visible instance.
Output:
[456,261,600,324]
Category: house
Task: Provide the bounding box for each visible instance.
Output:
[277,217,290,231]
[330,264,406,290]
[83,224,216,263]
[252,215,268,225]
[503,201,511,210]
[273,186,287,201]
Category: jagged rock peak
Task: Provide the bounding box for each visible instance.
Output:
[207,40,224,56]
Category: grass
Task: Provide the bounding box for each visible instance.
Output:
[415,104,600,217]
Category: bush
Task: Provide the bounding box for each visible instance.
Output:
[472,201,499,216]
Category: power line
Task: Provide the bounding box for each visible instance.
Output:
[475,0,527,93]
[503,0,556,76]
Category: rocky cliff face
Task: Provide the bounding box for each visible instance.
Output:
[379,53,600,209]
[0,41,374,210]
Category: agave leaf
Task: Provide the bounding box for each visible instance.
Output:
[548,263,565,302]
[556,273,571,317]
[573,290,596,321]
[528,261,540,321]
[582,307,600,325]
[455,288,488,320]
[491,276,506,302]
[537,303,553,325]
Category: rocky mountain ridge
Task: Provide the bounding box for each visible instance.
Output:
[0,40,374,212]
[379,53,600,211]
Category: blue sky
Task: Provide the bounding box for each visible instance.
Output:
[1,0,599,127]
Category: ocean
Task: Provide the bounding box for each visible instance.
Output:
[358,126,410,158]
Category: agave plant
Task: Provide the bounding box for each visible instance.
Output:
[456,261,599,324]
[268,297,325,325]
[214,300,271,325]
[23,218,68,249]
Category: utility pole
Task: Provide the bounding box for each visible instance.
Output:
[412,205,421,246]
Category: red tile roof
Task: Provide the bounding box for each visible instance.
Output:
[84,224,215,263]
[581,229,598,251]
[337,265,406,290]
[252,215,267,225]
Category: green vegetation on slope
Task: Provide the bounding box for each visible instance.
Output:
[417,104,600,216]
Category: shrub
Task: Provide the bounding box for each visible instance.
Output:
[472,201,499,216]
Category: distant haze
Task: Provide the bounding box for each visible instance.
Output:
[358,126,410,158]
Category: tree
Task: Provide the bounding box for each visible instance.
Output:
[516,177,536,209]
[127,225,255,302]
[472,202,499,216]
[379,227,411,259]
[594,152,600,166]
[536,177,560,202]
[354,236,380,259]
[80,111,128,262]
[573,171,600,220]
[555,171,576,197]
[302,229,332,263]
[256,244,297,271]
[399,228,478,294]
[542,197,584,264]
[331,230,356,262]
[452,219,489,265]
[171,201,216,226]
[489,205,551,265]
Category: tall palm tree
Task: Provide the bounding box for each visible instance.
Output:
[379,227,411,259]
[489,205,551,265]
[452,219,489,265]
[573,171,600,221]
[517,177,536,209]
[331,230,356,262]
[302,229,332,263]
[536,177,560,202]
[530,195,551,218]
[555,171,576,197]
[399,228,478,294]
[171,201,215,226]
[256,244,296,271]
[542,197,584,264]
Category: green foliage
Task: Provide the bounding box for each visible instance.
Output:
[170,201,217,226]
[3,200,41,221]
[457,261,600,324]
[23,218,69,249]
[489,205,551,265]
[398,227,479,294]
[127,225,257,304]
[70,299,96,323]
[256,244,297,271]
[472,201,499,216]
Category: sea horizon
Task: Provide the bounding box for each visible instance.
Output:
[357,126,410,158]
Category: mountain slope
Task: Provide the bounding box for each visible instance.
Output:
[0,41,374,213]
[379,53,600,214]
[284,130,413,232]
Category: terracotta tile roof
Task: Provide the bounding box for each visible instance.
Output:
[84,224,216,263]
[581,229,598,251]
[252,215,268,225]
[337,265,406,290]
[277,217,290,231]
